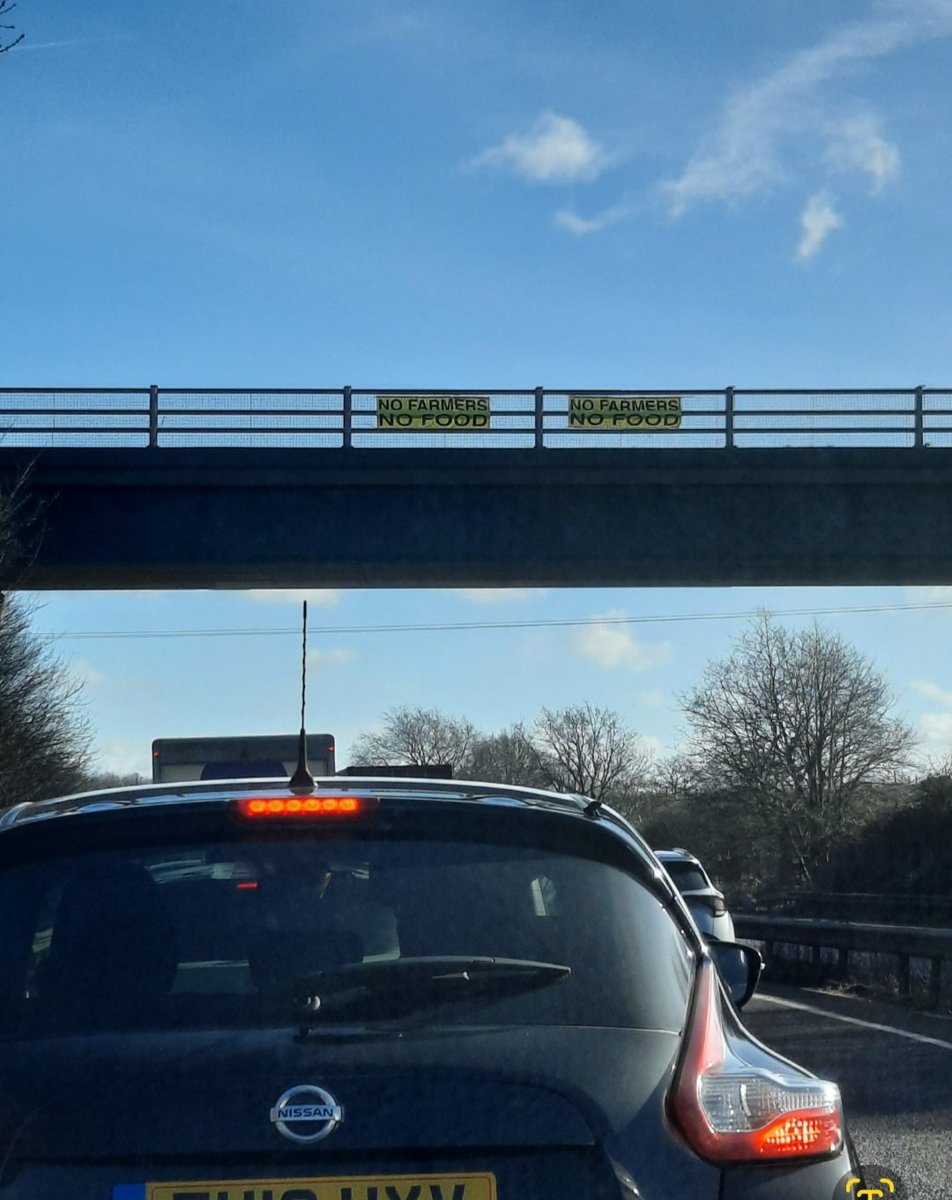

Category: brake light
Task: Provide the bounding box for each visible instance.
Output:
[710,896,727,916]
[235,796,370,819]
[668,958,843,1162]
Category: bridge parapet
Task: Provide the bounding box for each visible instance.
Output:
[2,385,951,450]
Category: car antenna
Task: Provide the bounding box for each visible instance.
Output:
[288,600,315,792]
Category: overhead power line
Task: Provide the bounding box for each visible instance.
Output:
[43,597,952,642]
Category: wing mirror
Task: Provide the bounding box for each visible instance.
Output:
[707,941,763,1008]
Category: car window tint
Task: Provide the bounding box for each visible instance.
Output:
[662,862,710,892]
[0,837,692,1037]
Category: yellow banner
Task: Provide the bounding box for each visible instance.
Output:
[568,395,682,430]
[376,394,491,430]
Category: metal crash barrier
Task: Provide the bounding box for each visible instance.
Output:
[735,913,952,1008]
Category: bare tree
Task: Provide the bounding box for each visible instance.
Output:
[0,459,90,805]
[81,770,146,791]
[349,705,480,774]
[0,594,92,807]
[680,612,915,882]
[530,702,653,811]
[468,724,546,787]
[0,0,23,54]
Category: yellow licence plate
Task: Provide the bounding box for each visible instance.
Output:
[142,1173,497,1200]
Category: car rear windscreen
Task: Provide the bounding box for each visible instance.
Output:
[0,835,692,1037]
[662,861,710,892]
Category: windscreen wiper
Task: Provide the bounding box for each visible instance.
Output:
[292,955,571,1024]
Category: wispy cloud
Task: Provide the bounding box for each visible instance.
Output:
[245,589,344,608]
[554,199,636,235]
[910,678,952,762]
[919,712,952,762]
[911,679,952,707]
[797,191,843,260]
[452,588,549,605]
[307,648,355,668]
[572,611,670,673]
[661,4,952,218]
[824,114,900,193]
[15,36,127,53]
[70,658,109,688]
[471,112,612,184]
[94,738,151,778]
[905,585,952,605]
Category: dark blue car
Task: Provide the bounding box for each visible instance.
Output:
[0,777,856,1198]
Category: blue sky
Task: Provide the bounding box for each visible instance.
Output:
[4,1,952,778]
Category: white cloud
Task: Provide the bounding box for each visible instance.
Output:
[797,191,843,260]
[471,112,611,184]
[824,115,900,192]
[636,689,667,709]
[905,586,952,604]
[16,36,126,53]
[245,589,343,608]
[452,588,549,605]
[94,738,151,779]
[306,648,355,668]
[572,612,670,673]
[911,679,952,707]
[909,678,952,762]
[918,711,952,762]
[661,5,950,216]
[639,734,663,762]
[553,200,635,235]
[70,658,109,688]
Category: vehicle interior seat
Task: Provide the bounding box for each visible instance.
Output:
[36,859,179,1027]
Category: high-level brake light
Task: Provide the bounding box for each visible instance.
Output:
[668,958,843,1163]
[235,796,371,819]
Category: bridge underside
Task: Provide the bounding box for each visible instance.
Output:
[1,447,950,589]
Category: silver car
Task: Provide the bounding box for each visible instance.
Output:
[656,848,736,940]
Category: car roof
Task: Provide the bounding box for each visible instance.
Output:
[654,848,703,865]
[0,775,609,831]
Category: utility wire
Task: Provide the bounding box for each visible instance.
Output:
[42,598,952,642]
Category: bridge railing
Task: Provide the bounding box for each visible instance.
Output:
[2,386,952,449]
[750,891,952,926]
[734,913,952,1008]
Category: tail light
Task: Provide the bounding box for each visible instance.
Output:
[668,958,843,1163]
[708,895,727,916]
[234,796,375,820]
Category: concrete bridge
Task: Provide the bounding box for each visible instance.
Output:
[1,387,950,589]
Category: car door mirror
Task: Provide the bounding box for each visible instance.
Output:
[708,941,763,1008]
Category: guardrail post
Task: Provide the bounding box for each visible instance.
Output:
[534,386,545,450]
[929,957,942,1008]
[725,386,735,449]
[914,384,925,448]
[342,385,353,450]
[898,953,911,996]
[148,385,159,449]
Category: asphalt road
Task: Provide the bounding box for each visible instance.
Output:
[743,984,952,1200]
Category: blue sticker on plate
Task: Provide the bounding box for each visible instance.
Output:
[113,1187,146,1200]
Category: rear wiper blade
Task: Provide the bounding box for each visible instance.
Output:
[292,956,571,1023]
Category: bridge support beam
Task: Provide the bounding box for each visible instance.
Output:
[2,446,952,589]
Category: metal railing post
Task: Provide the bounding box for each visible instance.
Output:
[725,385,735,449]
[914,384,925,449]
[342,385,353,450]
[148,385,159,448]
[534,386,545,450]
